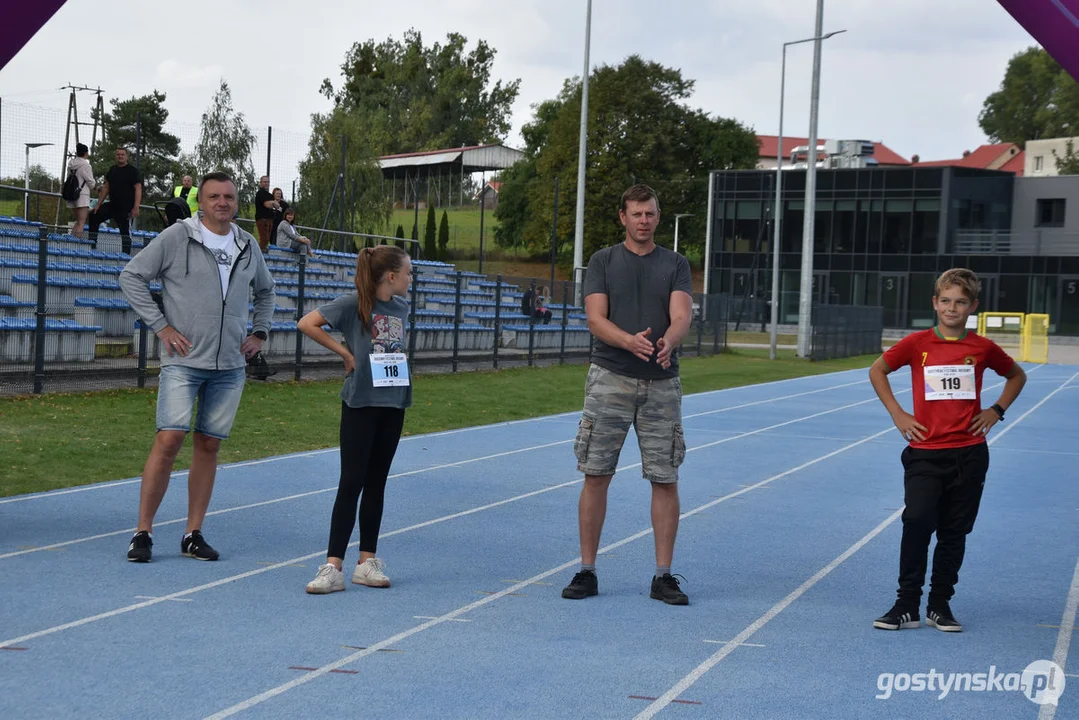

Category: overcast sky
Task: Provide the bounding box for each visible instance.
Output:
[0,0,1036,185]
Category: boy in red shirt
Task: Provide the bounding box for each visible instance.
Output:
[869,268,1027,632]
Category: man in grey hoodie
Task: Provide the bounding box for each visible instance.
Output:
[119,171,276,563]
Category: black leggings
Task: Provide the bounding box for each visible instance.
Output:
[327,403,405,559]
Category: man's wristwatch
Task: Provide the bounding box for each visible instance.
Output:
[990,404,1005,421]
[253,331,267,341]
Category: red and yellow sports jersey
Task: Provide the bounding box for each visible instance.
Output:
[881,328,1015,450]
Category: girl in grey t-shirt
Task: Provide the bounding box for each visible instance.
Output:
[297,245,413,594]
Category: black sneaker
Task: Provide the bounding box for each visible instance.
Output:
[127,531,152,563]
[180,530,219,561]
[650,573,689,605]
[873,603,921,630]
[561,570,598,599]
[926,602,963,632]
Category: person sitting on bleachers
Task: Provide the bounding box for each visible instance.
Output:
[521,285,552,325]
[275,208,317,257]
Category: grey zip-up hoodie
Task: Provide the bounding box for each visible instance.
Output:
[119,214,276,370]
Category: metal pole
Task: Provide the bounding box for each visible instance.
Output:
[33,226,48,393]
[770,45,788,361]
[24,144,29,220]
[572,0,592,305]
[266,126,272,182]
[478,176,486,274]
[550,176,559,294]
[294,256,306,381]
[797,0,826,358]
[703,172,715,298]
[493,274,502,369]
[339,134,346,236]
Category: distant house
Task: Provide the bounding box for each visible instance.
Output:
[474,180,503,210]
[912,143,1025,175]
[755,134,910,168]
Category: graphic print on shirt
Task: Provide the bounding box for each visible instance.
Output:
[371,313,404,354]
[208,246,233,267]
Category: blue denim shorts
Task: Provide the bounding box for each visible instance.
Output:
[156,365,246,439]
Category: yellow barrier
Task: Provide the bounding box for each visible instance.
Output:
[975,312,1050,363]
[1021,313,1050,363]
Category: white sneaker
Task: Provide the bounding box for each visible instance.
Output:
[306,564,345,594]
[352,557,391,588]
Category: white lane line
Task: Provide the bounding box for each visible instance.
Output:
[0,371,868,505]
[0,440,573,561]
[634,368,1069,720]
[1038,554,1079,720]
[1,379,874,560]
[703,640,766,648]
[204,420,901,718]
[0,392,889,650]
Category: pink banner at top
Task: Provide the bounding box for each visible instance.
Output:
[997,0,1079,80]
[0,2,69,73]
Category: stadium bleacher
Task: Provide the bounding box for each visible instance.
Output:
[0,216,588,366]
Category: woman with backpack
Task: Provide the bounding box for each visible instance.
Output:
[63,144,95,238]
[297,245,413,594]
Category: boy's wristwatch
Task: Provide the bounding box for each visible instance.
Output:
[990,404,1005,421]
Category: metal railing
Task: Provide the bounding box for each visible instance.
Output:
[953,230,1079,256]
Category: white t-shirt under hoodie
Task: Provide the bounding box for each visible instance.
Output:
[198,223,239,299]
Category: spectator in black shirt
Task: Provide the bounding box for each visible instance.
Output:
[270,187,289,244]
[254,175,279,252]
[89,147,143,254]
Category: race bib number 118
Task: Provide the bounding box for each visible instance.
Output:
[370,353,410,387]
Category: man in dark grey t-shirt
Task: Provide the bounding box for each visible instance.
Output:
[562,184,694,606]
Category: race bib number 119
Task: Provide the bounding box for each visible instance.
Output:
[924,365,974,401]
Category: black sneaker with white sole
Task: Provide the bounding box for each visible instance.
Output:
[926,602,963,632]
[127,531,152,563]
[180,530,219,561]
[873,604,921,630]
[561,570,598,599]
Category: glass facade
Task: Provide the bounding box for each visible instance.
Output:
[710,167,1079,333]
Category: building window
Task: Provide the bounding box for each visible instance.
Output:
[1034,156,1044,173]
[1036,198,1066,227]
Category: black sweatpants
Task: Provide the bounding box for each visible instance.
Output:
[326,403,406,559]
[88,202,132,254]
[896,443,989,606]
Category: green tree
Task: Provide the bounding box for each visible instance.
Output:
[297,107,387,237]
[979,47,1079,145]
[438,210,450,259]
[320,29,520,154]
[1054,139,1079,174]
[94,91,182,199]
[193,80,257,211]
[495,56,758,260]
[424,204,437,259]
[395,223,405,249]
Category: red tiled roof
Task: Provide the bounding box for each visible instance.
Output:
[756,135,910,165]
[912,143,1022,172]
[998,150,1025,176]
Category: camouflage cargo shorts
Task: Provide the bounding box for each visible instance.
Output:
[573,363,686,483]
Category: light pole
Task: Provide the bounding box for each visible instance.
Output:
[673,213,693,253]
[769,29,846,360]
[572,0,592,304]
[796,0,839,358]
[24,142,54,221]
